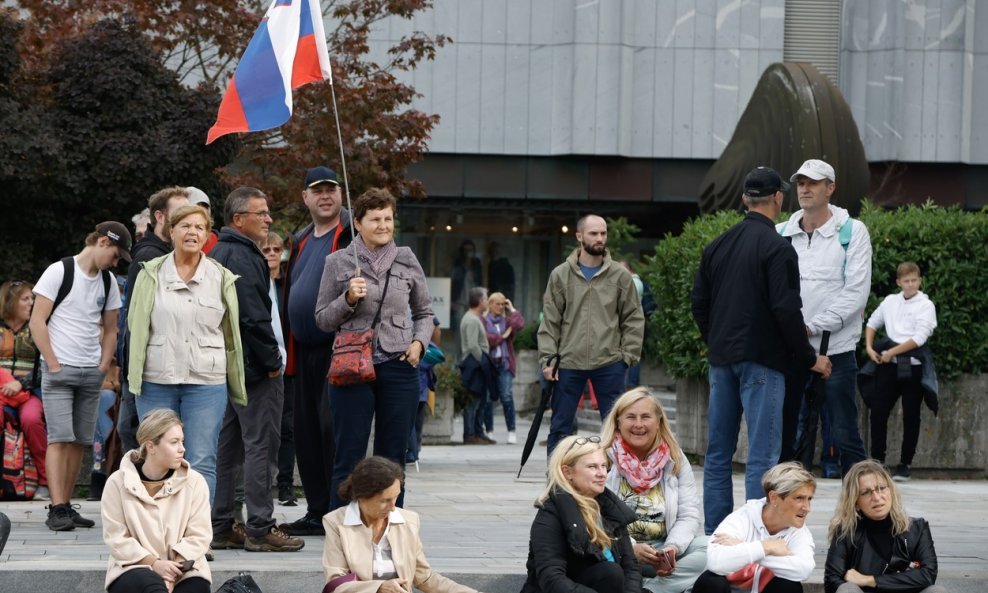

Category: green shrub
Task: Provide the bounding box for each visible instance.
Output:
[434,361,472,413]
[639,201,988,381]
[514,320,540,351]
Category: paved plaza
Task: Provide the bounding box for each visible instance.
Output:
[1,413,986,593]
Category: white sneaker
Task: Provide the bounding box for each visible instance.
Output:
[35,485,50,501]
[507,431,517,444]
[486,430,495,440]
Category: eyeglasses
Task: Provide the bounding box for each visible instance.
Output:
[261,246,283,254]
[858,484,890,499]
[564,435,601,454]
[237,210,272,219]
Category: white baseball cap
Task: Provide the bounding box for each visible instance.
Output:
[186,186,211,207]
[790,159,835,183]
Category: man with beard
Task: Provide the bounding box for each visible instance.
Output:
[537,214,644,457]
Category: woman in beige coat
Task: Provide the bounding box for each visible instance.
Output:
[102,409,211,593]
[322,456,479,593]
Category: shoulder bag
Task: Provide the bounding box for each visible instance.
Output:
[328,270,392,386]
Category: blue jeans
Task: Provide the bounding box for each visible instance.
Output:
[135,382,229,504]
[817,351,867,473]
[463,390,486,439]
[704,362,785,535]
[92,389,118,474]
[547,360,627,456]
[328,358,419,510]
[486,362,516,432]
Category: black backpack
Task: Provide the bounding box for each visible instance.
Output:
[47,257,112,322]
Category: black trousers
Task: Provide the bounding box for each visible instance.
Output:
[572,561,626,593]
[277,375,296,488]
[108,569,209,593]
[293,341,335,517]
[694,570,802,593]
[869,363,924,465]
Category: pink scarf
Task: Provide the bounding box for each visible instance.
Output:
[611,435,670,494]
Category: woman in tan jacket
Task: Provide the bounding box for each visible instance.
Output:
[322,456,479,593]
[101,409,211,593]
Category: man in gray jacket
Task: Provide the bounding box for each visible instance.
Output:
[459,287,494,445]
[537,214,645,456]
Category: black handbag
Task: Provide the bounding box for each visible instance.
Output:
[214,573,263,593]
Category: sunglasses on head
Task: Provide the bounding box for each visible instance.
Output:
[564,435,601,454]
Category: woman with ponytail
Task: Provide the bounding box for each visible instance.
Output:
[521,435,641,593]
[101,409,211,593]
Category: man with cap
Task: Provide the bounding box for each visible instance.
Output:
[278,166,353,536]
[777,159,871,474]
[29,221,129,531]
[692,167,831,534]
[187,186,219,253]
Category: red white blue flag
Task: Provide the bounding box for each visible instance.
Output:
[207,0,331,144]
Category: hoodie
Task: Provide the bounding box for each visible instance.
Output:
[777,205,873,356]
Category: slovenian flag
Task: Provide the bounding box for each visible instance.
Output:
[206,0,331,144]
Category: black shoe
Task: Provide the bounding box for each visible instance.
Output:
[45,504,76,532]
[1,511,12,554]
[88,472,107,501]
[892,464,911,482]
[278,513,325,536]
[67,504,96,528]
[278,484,298,507]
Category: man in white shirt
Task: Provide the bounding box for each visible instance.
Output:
[30,222,128,531]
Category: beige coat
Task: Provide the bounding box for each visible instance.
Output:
[322,504,478,593]
[102,452,212,590]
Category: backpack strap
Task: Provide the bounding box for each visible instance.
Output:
[837,218,853,278]
[100,269,111,314]
[47,257,75,323]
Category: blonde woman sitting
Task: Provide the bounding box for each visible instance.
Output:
[102,409,211,593]
[521,435,641,593]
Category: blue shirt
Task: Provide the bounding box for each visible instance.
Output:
[579,263,602,282]
[287,228,337,345]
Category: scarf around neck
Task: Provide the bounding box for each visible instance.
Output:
[355,234,398,277]
[611,434,670,494]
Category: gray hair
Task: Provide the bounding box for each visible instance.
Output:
[223,187,267,225]
[468,286,488,308]
[761,461,816,498]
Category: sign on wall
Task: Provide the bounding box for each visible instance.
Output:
[426,277,451,328]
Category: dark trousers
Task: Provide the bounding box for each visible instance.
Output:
[780,364,804,463]
[212,375,283,538]
[547,360,626,456]
[293,341,335,517]
[870,363,924,465]
[117,381,139,452]
[108,570,209,593]
[572,561,626,593]
[277,375,296,488]
[693,570,802,593]
[328,358,419,510]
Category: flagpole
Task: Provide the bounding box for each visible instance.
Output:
[328,66,360,276]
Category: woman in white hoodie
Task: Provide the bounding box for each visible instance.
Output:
[695,462,816,593]
[101,409,211,593]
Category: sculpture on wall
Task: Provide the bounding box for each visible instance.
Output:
[698,62,869,214]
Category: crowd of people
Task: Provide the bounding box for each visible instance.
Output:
[0,158,948,593]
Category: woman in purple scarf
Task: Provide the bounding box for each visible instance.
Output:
[482,292,525,444]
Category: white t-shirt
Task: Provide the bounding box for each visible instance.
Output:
[34,257,122,367]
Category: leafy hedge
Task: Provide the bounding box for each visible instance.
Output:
[640,201,988,381]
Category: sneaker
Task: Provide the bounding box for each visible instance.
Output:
[66,504,95,528]
[45,504,75,532]
[34,486,50,501]
[892,464,911,482]
[278,484,298,507]
[278,513,325,536]
[464,435,494,445]
[507,431,517,445]
[481,433,497,444]
[212,523,247,549]
[245,526,305,552]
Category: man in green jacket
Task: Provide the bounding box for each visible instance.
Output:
[537,214,644,456]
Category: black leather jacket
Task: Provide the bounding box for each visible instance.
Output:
[825,517,938,593]
[521,487,641,593]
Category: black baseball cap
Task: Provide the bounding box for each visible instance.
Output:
[743,166,790,198]
[96,221,133,262]
[304,166,340,188]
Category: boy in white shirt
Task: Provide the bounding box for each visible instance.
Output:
[30,222,128,531]
[863,261,937,482]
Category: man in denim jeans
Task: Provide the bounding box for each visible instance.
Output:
[30,222,129,531]
[692,168,831,534]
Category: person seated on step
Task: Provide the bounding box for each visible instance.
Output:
[322,456,481,593]
[102,409,211,593]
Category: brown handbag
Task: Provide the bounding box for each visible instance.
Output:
[328,270,392,386]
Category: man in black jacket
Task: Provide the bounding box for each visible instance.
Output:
[691,167,832,535]
[209,187,303,552]
[117,187,190,455]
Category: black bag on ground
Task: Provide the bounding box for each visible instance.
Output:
[214,573,263,593]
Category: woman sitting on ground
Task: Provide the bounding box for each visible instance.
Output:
[695,462,816,593]
[601,387,707,593]
[102,408,211,593]
[824,460,944,593]
[521,435,641,593]
[322,456,480,593]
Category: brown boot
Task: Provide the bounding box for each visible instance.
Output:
[211,522,246,550]
[245,526,305,552]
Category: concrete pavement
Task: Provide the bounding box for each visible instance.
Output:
[1,412,986,593]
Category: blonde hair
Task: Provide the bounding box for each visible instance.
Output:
[600,387,683,475]
[166,204,213,238]
[828,460,909,544]
[133,409,183,464]
[487,292,507,306]
[762,462,816,499]
[539,436,612,550]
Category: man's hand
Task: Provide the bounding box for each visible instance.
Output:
[542,365,558,381]
[879,350,895,364]
[866,346,882,364]
[811,355,832,379]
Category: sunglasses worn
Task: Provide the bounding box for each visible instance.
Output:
[261,246,283,254]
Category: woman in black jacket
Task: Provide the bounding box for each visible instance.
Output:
[521,435,642,593]
[825,460,945,593]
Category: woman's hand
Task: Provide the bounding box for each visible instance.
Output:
[761,539,792,556]
[401,340,424,367]
[844,568,876,588]
[711,533,742,546]
[377,578,409,593]
[658,545,677,574]
[1,379,22,397]
[346,277,368,306]
[633,542,661,567]
[504,298,514,312]
[151,559,184,585]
